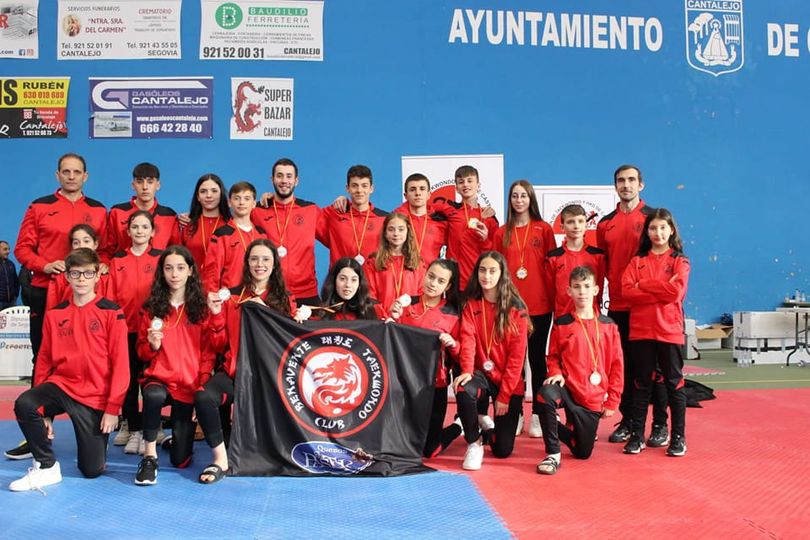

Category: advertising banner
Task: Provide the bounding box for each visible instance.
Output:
[200,0,323,61]
[0,77,69,138]
[230,77,293,140]
[89,77,213,139]
[0,1,38,58]
[57,0,181,60]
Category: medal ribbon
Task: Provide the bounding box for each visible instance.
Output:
[480,299,498,360]
[234,221,256,252]
[272,197,295,247]
[576,315,600,374]
[514,222,531,271]
[170,304,185,328]
[463,202,479,226]
[199,216,220,256]
[350,207,371,256]
[392,256,406,297]
[409,210,429,254]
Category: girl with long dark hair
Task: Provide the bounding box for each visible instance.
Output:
[135,245,212,485]
[453,251,531,470]
[621,208,690,457]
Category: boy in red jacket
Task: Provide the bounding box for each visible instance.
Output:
[535,265,623,475]
[10,248,128,491]
[546,204,605,318]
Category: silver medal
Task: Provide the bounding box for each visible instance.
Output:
[483,359,495,372]
[589,371,602,385]
[277,245,287,258]
[150,318,164,331]
[218,288,232,301]
[355,254,365,265]
[516,267,528,280]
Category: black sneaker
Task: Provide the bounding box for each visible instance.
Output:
[135,456,159,485]
[608,422,632,443]
[666,435,687,457]
[623,433,646,454]
[4,441,33,460]
[646,424,670,448]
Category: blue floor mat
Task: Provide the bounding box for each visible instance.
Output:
[0,421,511,538]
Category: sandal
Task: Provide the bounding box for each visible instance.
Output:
[536,456,560,475]
[199,464,227,484]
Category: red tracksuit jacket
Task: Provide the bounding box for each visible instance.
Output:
[459,298,528,404]
[493,220,557,316]
[432,200,498,290]
[545,313,624,412]
[137,307,216,403]
[34,297,129,415]
[596,201,656,312]
[108,247,162,332]
[363,255,426,314]
[317,204,389,267]
[252,198,322,299]
[203,221,267,293]
[102,198,180,261]
[15,190,107,288]
[621,249,690,345]
[393,202,449,264]
[181,215,223,272]
[398,296,460,387]
[546,243,606,317]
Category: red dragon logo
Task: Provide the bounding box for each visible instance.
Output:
[300,351,366,417]
[233,81,264,133]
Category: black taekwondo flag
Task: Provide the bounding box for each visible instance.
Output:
[229,302,441,476]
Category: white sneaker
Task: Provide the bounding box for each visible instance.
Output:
[529,414,543,438]
[515,414,524,436]
[124,431,143,455]
[9,460,62,492]
[462,441,484,471]
[478,414,495,432]
[113,420,130,446]
[452,415,465,438]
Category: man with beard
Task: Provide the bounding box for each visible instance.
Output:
[252,158,322,305]
[596,165,668,447]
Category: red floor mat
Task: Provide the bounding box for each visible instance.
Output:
[430,389,810,539]
[3,384,807,538]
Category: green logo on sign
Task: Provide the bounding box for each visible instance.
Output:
[215,3,243,29]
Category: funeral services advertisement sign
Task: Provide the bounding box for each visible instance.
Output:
[89,77,213,139]
[200,0,323,61]
[230,77,293,140]
[0,1,38,59]
[0,77,69,138]
[57,0,181,60]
